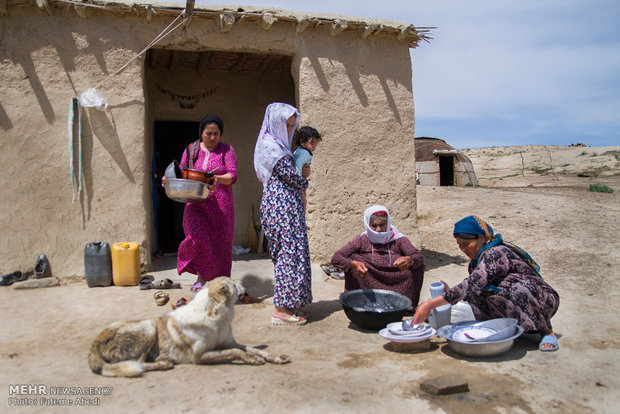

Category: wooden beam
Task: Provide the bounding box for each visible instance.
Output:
[330,19,347,37]
[257,55,279,78]
[168,50,179,72]
[262,12,277,30]
[197,51,212,74]
[397,24,414,41]
[219,12,235,33]
[361,24,378,39]
[146,5,156,23]
[296,17,310,33]
[74,5,87,18]
[230,54,247,74]
[184,0,194,18]
[36,0,52,16]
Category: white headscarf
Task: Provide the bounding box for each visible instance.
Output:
[363,205,405,245]
[253,102,300,186]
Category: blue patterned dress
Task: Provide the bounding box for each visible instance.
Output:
[260,156,312,309]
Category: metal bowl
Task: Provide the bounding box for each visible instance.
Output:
[437,319,524,358]
[339,289,412,331]
[164,178,210,203]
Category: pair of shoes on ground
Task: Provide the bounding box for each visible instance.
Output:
[0,271,24,286]
[320,264,344,280]
[140,276,181,290]
[271,310,309,326]
[539,334,559,352]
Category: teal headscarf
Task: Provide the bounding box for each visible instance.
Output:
[454,216,542,291]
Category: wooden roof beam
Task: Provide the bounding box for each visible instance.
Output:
[219,12,235,33]
[296,17,310,33]
[197,51,212,74]
[36,0,52,16]
[330,19,347,37]
[397,24,414,42]
[168,50,179,72]
[230,54,247,74]
[262,12,276,30]
[256,55,279,78]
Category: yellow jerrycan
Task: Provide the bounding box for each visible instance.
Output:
[111,242,140,286]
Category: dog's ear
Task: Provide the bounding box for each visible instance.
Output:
[207,277,233,317]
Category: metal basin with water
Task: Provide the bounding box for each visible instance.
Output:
[339,289,412,331]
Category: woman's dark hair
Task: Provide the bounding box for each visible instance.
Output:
[454,233,480,239]
[295,126,322,147]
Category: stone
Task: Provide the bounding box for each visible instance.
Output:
[420,374,469,396]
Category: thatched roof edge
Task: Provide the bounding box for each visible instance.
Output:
[3,0,433,48]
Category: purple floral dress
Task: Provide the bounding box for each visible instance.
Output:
[177,142,237,281]
[443,245,559,331]
[260,156,312,309]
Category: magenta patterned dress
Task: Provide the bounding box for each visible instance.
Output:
[177,141,237,281]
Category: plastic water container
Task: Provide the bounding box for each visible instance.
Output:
[111,242,140,286]
[84,242,112,287]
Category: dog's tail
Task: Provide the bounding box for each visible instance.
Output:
[88,329,144,377]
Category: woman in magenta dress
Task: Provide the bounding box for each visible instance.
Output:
[177,115,237,291]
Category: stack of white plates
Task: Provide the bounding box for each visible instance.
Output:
[379,322,436,343]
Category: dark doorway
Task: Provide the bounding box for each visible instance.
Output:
[153,121,199,253]
[439,156,455,186]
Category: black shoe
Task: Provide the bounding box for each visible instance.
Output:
[0,271,24,286]
[34,254,52,278]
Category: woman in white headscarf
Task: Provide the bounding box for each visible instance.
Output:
[254,102,312,326]
[331,205,425,307]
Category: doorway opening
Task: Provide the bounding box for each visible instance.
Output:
[439,155,455,186]
[153,121,199,254]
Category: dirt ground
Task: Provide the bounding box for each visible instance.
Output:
[1,145,619,413]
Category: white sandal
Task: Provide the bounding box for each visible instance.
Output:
[271,312,307,326]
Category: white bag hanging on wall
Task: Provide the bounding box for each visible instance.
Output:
[79,88,107,111]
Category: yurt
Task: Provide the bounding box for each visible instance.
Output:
[415,137,478,186]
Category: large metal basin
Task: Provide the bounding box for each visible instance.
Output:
[437,319,524,358]
[339,289,412,331]
[164,178,210,203]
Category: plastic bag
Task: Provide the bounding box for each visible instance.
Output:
[450,301,476,323]
[79,88,108,111]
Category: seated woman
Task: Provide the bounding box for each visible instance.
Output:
[412,215,560,351]
[331,205,425,308]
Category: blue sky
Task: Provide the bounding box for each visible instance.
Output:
[181,1,620,149]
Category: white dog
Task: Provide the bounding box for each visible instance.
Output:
[89,277,290,377]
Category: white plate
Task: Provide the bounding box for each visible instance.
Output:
[387,322,433,336]
[451,326,497,342]
[379,327,435,343]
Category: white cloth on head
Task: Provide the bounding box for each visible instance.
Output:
[362,205,405,245]
[253,102,300,186]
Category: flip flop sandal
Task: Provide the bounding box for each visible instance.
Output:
[153,291,170,306]
[150,278,181,289]
[240,292,256,304]
[190,282,203,292]
[171,297,188,309]
[271,312,307,326]
[139,275,155,290]
[0,271,24,286]
[539,334,559,352]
